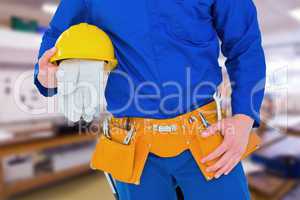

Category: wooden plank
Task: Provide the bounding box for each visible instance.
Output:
[248,172,297,199]
[5,164,91,196]
[0,158,7,200]
[0,134,97,157]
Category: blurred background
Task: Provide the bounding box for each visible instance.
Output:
[0,0,300,200]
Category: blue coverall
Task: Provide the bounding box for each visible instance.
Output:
[34,0,266,199]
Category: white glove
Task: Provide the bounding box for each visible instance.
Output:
[56,60,82,122]
[56,59,106,122]
[79,60,105,122]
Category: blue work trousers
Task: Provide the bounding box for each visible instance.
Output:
[116,150,250,200]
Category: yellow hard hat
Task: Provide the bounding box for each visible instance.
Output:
[50,23,118,71]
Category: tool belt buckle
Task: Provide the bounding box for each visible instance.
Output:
[153,125,177,133]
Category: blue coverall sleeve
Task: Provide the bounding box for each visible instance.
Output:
[34,0,89,97]
[213,0,266,127]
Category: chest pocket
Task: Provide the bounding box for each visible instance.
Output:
[160,0,215,46]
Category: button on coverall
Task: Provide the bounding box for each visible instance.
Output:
[34,0,266,199]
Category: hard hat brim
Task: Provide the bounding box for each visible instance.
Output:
[50,54,118,70]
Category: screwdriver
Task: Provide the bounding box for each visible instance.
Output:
[199,112,210,128]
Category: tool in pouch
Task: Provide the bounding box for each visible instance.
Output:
[103,117,111,139]
[197,90,221,129]
[213,90,222,121]
[90,117,136,184]
[199,112,210,128]
[103,117,135,145]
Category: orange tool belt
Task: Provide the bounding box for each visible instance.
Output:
[90,101,261,184]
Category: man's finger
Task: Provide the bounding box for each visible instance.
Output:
[206,151,233,173]
[48,62,58,68]
[225,158,240,175]
[39,47,57,67]
[214,157,236,179]
[201,142,227,163]
[45,64,59,73]
[37,64,58,77]
[201,120,222,137]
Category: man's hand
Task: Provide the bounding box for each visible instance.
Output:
[37,47,58,88]
[201,114,254,179]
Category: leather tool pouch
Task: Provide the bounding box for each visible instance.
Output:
[191,133,261,180]
[188,111,262,180]
[194,131,262,180]
[195,112,262,167]
[90,127,135,181]
[196,132,262,166]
